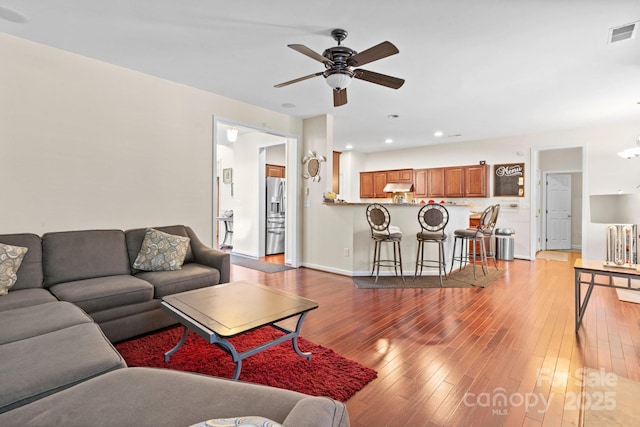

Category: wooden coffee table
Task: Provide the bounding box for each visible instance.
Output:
[160,281,319,380]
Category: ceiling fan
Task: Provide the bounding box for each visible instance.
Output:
[274,29,405,107]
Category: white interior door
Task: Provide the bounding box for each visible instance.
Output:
[546,174,572,250]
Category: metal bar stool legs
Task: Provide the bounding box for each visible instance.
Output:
[471,235,489,279]
[450,235,466,273]
[414,238,448,286]
[371,238,404,283]
[450,234,488,280]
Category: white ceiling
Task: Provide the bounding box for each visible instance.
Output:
[2,1,640,153]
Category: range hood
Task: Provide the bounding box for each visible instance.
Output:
[383,182,414,192]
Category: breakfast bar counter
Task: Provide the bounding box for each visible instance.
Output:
[317,202,471,277]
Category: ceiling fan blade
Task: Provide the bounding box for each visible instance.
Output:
[354,69,405,89]
[274,72,324,88]
[288,44,333,65]
[333,88,348,107]
[348,41,399,67]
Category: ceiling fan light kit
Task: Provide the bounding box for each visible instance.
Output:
[325,71,352,90]
[275,28,404,107]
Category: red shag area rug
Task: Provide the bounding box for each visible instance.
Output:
[115,326,377,402]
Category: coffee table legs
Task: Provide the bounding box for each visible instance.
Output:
[163,311,312,380]
[164,326,189,362]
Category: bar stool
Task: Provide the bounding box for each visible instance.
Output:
[414,203,449,286]
[450,205,495,279]
[366,204,404,283]
[481,204,501,271]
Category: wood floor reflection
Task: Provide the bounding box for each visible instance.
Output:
[228,253,640,426]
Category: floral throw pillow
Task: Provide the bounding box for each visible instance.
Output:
[133,228,190,272]
[0,243,29,295]
[189,416,282,427]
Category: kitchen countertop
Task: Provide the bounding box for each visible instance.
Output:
[323,201,474,207]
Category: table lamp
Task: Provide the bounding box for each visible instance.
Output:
[590,194,640,268]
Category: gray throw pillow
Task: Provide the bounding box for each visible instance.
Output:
[0,243,29,295]
[133,228,190,272]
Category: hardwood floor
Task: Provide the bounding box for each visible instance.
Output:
[229,253,640,427]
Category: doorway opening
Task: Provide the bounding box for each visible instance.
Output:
[531,146,585,258]
[212,117,300,268]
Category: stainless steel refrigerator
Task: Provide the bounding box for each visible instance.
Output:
[266,177,286,255]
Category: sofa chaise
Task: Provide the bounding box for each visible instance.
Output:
[0,226,349,426]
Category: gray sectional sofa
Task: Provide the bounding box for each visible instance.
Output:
[0,225,349,427]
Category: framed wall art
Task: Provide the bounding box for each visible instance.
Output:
[493,163,525,197]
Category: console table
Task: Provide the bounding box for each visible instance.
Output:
[216,216,233,249]
[574,258,640,332]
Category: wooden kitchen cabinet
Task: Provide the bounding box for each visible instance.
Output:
[427,168,445,198]
[359,171,390,198]
[361,164,487,199]
[266,164,285,178]
[387,169,413,183]
[360,169,413,198]
[464,164,488,197]
[359,172,375,198]
[414,169,428,197]
[373,172,388,197]
[444,164,489,198]
[444,167,465,197]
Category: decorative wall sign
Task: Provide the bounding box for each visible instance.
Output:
[302,151,326,182]
[494,163,525,197]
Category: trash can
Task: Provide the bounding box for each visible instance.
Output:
[495,228,515,261]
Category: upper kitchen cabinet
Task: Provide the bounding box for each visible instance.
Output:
[415,167,446,198]
[464,164,488,197]
[360,165,487,199]
[359,169,413,198]
[387,169,413,183]
[359,171,390,198]
[360,172,375,198]
[444,167,465,197]
[373,171,389,197]
[414,169,428,197]
[266,164,286,178]
[445,164,489,198]
[427,168,446,198]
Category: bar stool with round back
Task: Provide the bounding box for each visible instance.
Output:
[449,205,495,279]
[414,203,449,286]
[366,203,404,283]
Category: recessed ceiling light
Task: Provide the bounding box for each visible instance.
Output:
[387,114,399,119]
[281,103,296,108]
[385,138,393,144]
[345,144,353,150]
[434,130,444,137]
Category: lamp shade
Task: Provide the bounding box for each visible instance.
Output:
[590,194,640,224]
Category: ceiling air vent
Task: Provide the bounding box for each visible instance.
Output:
[609,23,636,43]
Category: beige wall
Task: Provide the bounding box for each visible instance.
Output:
[0,33,302,245]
